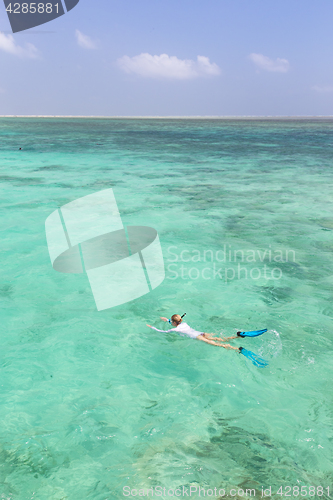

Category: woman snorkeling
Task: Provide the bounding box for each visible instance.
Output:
[147,313,268,367]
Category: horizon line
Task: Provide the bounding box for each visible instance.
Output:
[1,114,333,119]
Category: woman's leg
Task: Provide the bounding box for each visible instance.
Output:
[197,335,240,351]
[202,333,238,342]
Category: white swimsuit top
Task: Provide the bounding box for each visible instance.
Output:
[150,322,203,339]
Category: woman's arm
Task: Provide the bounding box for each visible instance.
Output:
[147,325,175,333]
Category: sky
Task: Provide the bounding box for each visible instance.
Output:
[0,0,333,116]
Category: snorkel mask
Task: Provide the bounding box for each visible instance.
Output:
[168,313,186,324]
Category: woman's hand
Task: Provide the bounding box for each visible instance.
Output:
[147,324,152,328]
[160,317,168,322]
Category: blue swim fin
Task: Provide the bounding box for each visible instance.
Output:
[237,328,267,338]
[239,347,269,368]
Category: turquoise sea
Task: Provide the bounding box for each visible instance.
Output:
[0,118,332,500]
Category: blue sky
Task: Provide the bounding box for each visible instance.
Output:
[1,0,333,116]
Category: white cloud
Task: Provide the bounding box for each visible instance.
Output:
[312,85,333,93]
[117,53,221,80]
[0,32,39,58]
[75,30,97,50]
[249,53,290,73]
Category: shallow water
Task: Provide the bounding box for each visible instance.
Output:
[0,118,332,499]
